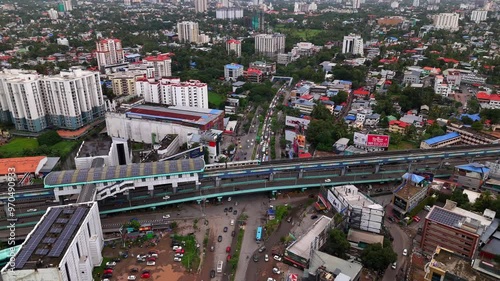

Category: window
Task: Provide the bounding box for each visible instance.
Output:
[87,222,91,238]
[65,263,72,281]
[76,242,81,258]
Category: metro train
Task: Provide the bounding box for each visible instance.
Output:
[204,160,261,171]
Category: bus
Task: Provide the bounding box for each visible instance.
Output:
[256,226,263,241]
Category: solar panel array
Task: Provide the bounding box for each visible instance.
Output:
[35,249,49,256]
[45,158,205,186]
[63,209,74,214]
[48,207,87,257]
[15,208,63,269]
[56,218,69,224]
[50,227,62,234]
[43,237,56,244]
[428,207,464,227]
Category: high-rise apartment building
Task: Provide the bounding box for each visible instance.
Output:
[255,33,286,59]
[219,0,233,7]
[412,0,419,7]
[96,38,125,73]
[0,69,104,132]
[63,0,73,11]
[433,13,460,31]
[470,10,488,23]
[48,8,58,20]
[342,34,364,56]
[142,54,172,80]
[177,21,200,44]
[136,77,208,109]
[194,0,208,13]
[226,39,241,57]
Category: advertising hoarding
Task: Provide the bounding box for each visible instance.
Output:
[366,134,390,147]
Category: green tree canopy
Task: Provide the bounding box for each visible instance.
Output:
[322,229,350,259]
[360,243,397,272]
[38,131,62,147]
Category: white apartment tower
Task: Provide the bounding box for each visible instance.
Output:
[220,0,234,7]
[255,33,286,59]
[470,10,488,23]
[177,21,200,44]
[433,13,460,31]
[48,8,58,20]
[226,39,242,57]
[342,34,364,56]
[136,77,208,109]
[194,0,208,13]
[0,69,104,132]
[352,0,361,9]
[96,38,125,73]
[412,0,419,7]
[142,54,172,80]
[63,0,73,11]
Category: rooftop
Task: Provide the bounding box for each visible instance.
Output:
[8,204,91,270]
[423,132,460,145]
[76,137,111,158]
[426,203,492,235]
[455,163,490,174]
[127,105,223,127]
[44,158,205,188]
[331,185,382,210]
[394,181,425,200]
[347,229,384,245]
[287,215,332,259]
[308,250,362,279]
[431,247,480,281]
[0,156,47,175]
[225,63,243,70]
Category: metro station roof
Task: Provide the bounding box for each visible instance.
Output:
[44,158,205,188]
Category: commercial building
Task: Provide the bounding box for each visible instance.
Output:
[284,216,334,269]
[96,38,125,73]
[433,13,460,31]
[471,10,488,23]
[244,68,264,83]
[106,104,224,145]
[226,39,241,57]
[109,70,145,96]
[136,77,208,109]
[434,75,452,97]
[446,123,499,145]
[328,185,384,233]
[453,163,489,191]
[342,34,364,56]
[421,200,496,258]
[307,250,362,281]
[0,68,104,132]
[224,63,244,81]
[142,54,172,80]
[388,120,410,134]
[74,137,131,170]
[194,0,207,13]
[255,33,286,59]
[0,156,48,185]
[424,246,498,281]
[392,173,429,217]
[420,132,461,149]
[1,202,104,281]
[476,92,500,109]
[177,21,199,44]
[215,8,243,19]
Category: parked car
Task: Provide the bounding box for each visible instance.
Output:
[210,245,215,252]
[174,257,182,262]
[273,255,282,261]
[392,262,397,269]
[103,273,113,278]
[258,246,266,253]
[173,246,182,250]
[106,261,116,267]
[128,275,136,280]
[272,267,281,274]
[141,272,151,279]
[223,227,228,232]
[146,261,155,266]
[226,246,231,253]
[224,207,228,213]
[231,230,236,237]
[267,278,276,281]
[253,254,259,262]
[218,235,222,242]
[403,249,408,256]
[175,253,184,258]
[227,254,231,261]
[103,269,113,274]
[210,269,216,278]
[163,214,170,219]
[175,249,185,254]
[228,197,231,202]
[130,268,138,273]
[424,205,432,211]
[233,210,237,215]
[265,254,269,262]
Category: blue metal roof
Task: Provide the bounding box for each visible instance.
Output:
[460,113,481,122]
[402,173,425,184]
[225,63,243,70]
[455,164,490,174]
[423,132,460,145]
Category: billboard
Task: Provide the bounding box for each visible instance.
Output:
[353,132,367,146]
[327,190,347,214]
[285,116,310,129]
[366,134,390,147]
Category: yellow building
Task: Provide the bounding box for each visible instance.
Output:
[109,71,145,96]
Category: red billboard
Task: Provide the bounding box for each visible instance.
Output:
[366,134,390,147]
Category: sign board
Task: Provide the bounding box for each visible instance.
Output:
[366,134,390,147]
[285,116,310,129]
[327,190,346,214]
[353,132,367,146]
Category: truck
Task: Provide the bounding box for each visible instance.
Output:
[217,261,223,273]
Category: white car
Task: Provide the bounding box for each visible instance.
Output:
[267,278,276,281]
[228,197,232,202]
[175,253,184,258]
[27,209,37,213]
[273,255,282,261]
[127,275,136,280]
[403,249,408,256]
[424,205,432,212]
[174,257,182,262]
[264,254,269,262]
[272,267,281,274]
[173,246,182,250]
[324,179,331,183]
[146,261,156,266]
[163,195,170,200]
[163,214,171,219]
[105,261,116,267]
[391,262,397,269]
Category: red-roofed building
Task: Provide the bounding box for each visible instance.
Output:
[353,88,370,97]
[476,92,500,109]
[244,68,263,83]
[389,120,410,134]
[379,57,398,64]
[0,156,48,185]
[438,57,459,64]
[142,53,172,79]
[423,67,441,75]
[300,94,314,101]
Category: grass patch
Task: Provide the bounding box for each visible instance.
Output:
[92,257,112,280]
[389,140,417,151]
[0,137,38,156]
[173,234,200,271]
[230,229,245,281]
[208,92,225,108]
[274,27,323,40]
[51,140,79,156]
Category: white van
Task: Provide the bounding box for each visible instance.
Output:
[217,261,223,273]
[230,219,234,226]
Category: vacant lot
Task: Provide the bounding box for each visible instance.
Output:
[0,138,38,156]
[208,92,225,108]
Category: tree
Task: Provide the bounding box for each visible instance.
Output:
[360,243,397,273]
[323,229,350,259]
[331,91,348,105]
[38,131,62,147]
[471,121,483,131]
[450,189,470,208]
